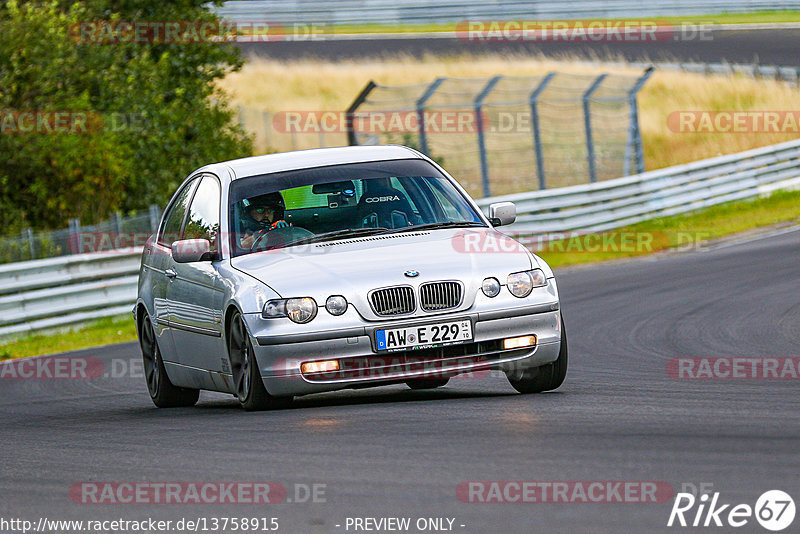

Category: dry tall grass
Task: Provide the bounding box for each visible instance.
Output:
[218,54,800,174]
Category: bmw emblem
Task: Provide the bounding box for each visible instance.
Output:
[404,270,419,278]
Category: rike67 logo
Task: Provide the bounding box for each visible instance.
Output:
[668,489,795,531]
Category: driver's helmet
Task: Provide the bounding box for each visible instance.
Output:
[241,192,285,231]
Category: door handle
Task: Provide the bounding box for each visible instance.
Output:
[165,268,177,279]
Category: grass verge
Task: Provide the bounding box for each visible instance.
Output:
[0,314,137,361]
[1,189,798,359]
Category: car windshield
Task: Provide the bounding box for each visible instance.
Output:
[228,158,485,256]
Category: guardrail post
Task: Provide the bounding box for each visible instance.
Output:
[529,72,556,190]
[345,81,377,146]
[624,66,654,176]
[22,228,35,260]
[69,218,82,254]
[583,73,607,184]
[416,77,446,156]
[148,205,161,234]
[475,75,503,197]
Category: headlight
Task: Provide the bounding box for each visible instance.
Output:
[262,297,317,323]
[482,277,501,297]
[325,295,348,316]
[286,297,317,323]
[507,269,547,298]
[262,299,287,318]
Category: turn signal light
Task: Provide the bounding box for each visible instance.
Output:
[503,335,536,350]
[300,360,340,374]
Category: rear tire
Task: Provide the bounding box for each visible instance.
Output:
[228,310,292,411]
[406,378,449,390]
[139,313,199,408]
[506,316,568,394]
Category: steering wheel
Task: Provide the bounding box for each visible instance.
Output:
[250,227,276,251]
[250,225,314,251]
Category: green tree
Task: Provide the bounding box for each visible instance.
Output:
[0,0,252,232]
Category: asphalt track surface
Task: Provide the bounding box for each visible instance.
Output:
[235,28,800,66]
[1,226,798,533]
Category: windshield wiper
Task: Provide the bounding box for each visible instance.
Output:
[272,227,391,249]
[381,221,486,234]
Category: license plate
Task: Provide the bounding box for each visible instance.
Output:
[375,320,473,352]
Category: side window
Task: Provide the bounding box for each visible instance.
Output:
[184,176,221,251]
[159,179,197,246]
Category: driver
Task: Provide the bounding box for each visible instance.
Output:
[239,192,290,248]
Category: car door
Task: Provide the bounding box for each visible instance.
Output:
[165,174,227,373]
[150,177,199,364]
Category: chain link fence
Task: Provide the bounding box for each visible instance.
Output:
[0,207,161,264]
[346,69,652,197]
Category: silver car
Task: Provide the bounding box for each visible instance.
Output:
[134,145,567,410]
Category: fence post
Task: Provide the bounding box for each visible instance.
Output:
[69,218,82,254]
[416,77,446,156]
[624,66,654,176]
[529,72,556,190]
[345,81,377,146]
[475,75,503,198]
[111,211,122,234]
[148,205,161,234]
[583,73,607,184]
[22,228,35,260]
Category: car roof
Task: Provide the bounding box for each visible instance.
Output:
[200,145,425,180]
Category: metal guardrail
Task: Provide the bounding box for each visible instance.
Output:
[614,61,800,85]
[476,138,800,236]
[216,1,800,25]
[2,139,800,337]
[0,252,140,337]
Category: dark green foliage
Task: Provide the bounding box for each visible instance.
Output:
[0,0,252,232]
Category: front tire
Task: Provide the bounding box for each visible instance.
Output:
[228,310,291,411]
[139,313,199,408]
[506,316,568,394]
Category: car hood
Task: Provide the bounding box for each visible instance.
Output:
[231,228,536,309]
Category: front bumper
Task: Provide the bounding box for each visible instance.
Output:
[247,303,562,397]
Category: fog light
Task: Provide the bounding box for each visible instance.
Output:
[300,360,340,374]
[503,335,536,350]
[325,295,348,316]
[482,277,501,297]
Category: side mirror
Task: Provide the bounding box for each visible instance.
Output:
[488,202,516,227]
[172,239,214,263]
